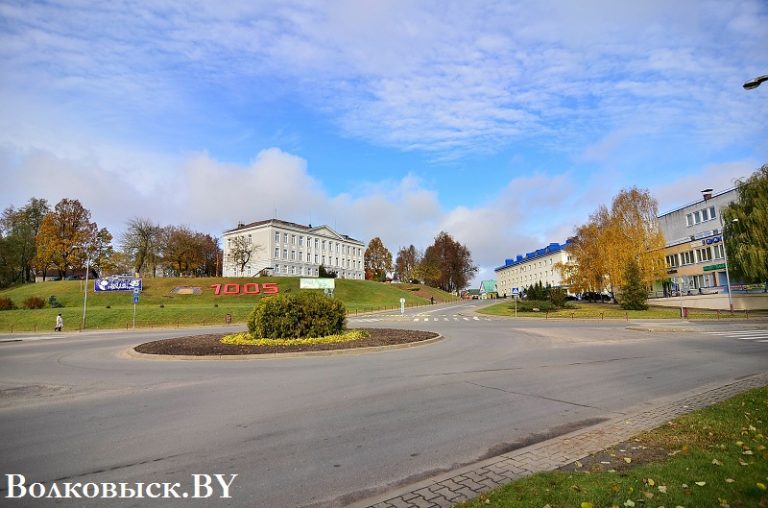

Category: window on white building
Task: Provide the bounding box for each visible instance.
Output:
[665,254,679,268]
[275,231,280,242]
[713,244,725,259]
[283,249,288,259]
[284,233,289,243]
[696,247,712,263]
[274,247,279,258]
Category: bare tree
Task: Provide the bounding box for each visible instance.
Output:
[230,235,254,276]
[395,245,419,283]
[120,217,161,276]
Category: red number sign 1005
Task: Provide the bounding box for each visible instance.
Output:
[209,283,279,295]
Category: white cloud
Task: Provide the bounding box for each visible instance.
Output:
[654,161,757,214]
[3,1,765,159]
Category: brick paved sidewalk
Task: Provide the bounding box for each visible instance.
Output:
[349,371,768,508]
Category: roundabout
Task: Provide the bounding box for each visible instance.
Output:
[2,301,768,507]
[131,328,441,358]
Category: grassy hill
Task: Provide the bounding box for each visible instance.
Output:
[0,277,456,332]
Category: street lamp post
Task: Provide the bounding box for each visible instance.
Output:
[81,256,90,330]
[743,75,768,90]
[721,217,738,312]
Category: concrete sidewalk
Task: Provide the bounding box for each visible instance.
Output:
[350,371,768,508]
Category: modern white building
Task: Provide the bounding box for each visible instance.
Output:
[495,242,571,298]
[656,188,738,294]
[222,219,365,279]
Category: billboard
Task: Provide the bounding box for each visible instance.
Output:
[94,276,142,292]
[299,278,335,290]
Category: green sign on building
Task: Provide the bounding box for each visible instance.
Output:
[703,263,726,272]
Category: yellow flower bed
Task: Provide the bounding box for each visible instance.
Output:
[221,329,369,347]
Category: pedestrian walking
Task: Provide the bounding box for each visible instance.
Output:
[55,313,63,332]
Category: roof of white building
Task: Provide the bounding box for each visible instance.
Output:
[224,218,364,244]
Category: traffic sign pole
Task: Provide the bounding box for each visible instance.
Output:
[512,288,519,318]
[132,289,140,329]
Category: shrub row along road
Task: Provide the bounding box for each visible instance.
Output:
[1,300,767,507]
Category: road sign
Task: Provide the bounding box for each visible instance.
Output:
[511,287,519,296]
[133,293,139,304]
[400,297,406,315]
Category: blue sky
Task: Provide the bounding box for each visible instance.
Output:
[1,0,767,284]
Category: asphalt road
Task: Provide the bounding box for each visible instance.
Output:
[1,300,767,507]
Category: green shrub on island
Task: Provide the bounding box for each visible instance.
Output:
[247,291,346,339]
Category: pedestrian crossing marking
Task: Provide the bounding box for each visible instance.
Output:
[705,330,768,343]
[351,313,491,324]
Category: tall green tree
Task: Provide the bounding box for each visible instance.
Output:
[722,164,768,283]
[364,237,393,281]
[0,198,49,286]
[423,231,477,293]
[619,258,649,310]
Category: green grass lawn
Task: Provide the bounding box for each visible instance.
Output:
[462,386,768,508]
[0,277,456,331]
[478,300,766,320]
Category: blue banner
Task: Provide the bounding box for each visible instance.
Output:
[94,277,142,292]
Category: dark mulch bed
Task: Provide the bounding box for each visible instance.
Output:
[134,328,439,356]
[559,437,673,473]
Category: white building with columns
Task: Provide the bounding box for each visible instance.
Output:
[222,219,365,279]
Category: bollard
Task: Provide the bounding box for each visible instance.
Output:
[571,312,575,320]
[746,309,749,319]
[717,309,720,320]
[545,310,549,319]
[625,312,629,321]
[600,312,604,320]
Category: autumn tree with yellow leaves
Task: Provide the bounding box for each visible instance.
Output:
[35,199,101,280]
[557,187,666,302]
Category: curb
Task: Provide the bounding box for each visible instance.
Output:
[346,371,768,508]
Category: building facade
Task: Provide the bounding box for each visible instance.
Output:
[222,219,365,279]
[495,242,571,298]
[657,188,738,294]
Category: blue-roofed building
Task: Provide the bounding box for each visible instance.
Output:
[494,241,572,298]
